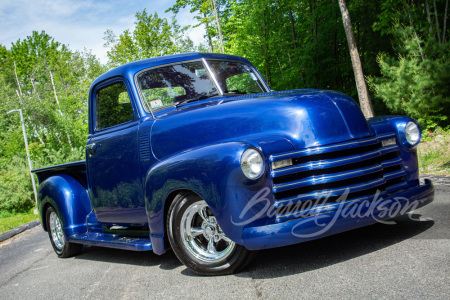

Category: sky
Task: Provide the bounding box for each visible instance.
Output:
[0,0,205,63]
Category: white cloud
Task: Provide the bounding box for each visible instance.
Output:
[0,0,205,64]
[176,7,206,46]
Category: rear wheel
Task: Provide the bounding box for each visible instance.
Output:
[167,192,255,275]
[46,206,83,258]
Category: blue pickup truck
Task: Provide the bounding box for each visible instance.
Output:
[32,53,434,275]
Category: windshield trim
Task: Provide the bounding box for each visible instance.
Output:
[202,58,223,95]
[204,58,271,93]
[134,58,223,117]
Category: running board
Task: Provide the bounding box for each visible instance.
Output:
[69,232,152,251]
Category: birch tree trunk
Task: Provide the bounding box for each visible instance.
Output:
[211,0,224,53]
[50,71,74,151]
[338,0,374,118]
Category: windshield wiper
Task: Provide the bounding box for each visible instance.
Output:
[175,93,220,107]
[223,89,247,94]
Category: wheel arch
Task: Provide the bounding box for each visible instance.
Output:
[144,142,252,254]
[37,174,92,237]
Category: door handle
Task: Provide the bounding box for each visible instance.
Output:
[86,143,98,157]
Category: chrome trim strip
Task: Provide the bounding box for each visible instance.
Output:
[271,149,382,176]
[377,133,397,139]
[203,58,271,93]
[274,164,382,190]
[270,133,398,162]
[270,136,379,160]
[202,58,223,95]
[274,177,386,207]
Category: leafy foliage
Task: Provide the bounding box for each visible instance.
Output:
[0,31,104,214]
[104,10,194,66]
[0,156,35,213]
[368,1,450,128]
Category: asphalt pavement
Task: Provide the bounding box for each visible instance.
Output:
[0,185,449,299]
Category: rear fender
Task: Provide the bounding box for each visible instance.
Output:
[37,174,91,237]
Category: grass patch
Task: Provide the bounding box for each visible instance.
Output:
[0,211,39,234]
[418,129,450,175]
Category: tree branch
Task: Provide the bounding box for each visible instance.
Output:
[433,1,442,43]
[443,0,448,43]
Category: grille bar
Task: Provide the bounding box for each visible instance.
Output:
[274,177,386,208]
[273,164,383,193]
[271,145,399,178]
[269,134,395,162]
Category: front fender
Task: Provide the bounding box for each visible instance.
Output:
[368,116,420,187]
[37,174,91,237]
[144,142,274,254]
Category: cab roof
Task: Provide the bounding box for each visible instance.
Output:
[91,52,252,87]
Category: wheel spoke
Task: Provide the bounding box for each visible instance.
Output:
[207,237,216,253]
[179,199,236,263]
[198,207,208,221]
[189,227,203,237]
[219,233,232,244]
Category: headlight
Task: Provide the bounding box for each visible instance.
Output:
[241,148,264,179]
[405,121,420,146]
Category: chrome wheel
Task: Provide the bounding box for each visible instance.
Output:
[180,200,236,262]
[49,211,65,250]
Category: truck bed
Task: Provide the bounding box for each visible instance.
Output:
[32,160,87,188]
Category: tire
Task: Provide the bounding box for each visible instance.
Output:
[167,192,255,275]
[45,206,83,258]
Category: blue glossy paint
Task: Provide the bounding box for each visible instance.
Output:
[69,232,152,251]
[31,53,433,257]
[150,89,372,160]
[35,174,91,236]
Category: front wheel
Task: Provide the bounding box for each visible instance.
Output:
[167,192,255,275]
[45,206,83,258]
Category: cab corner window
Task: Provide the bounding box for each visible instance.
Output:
[96,82,134,130]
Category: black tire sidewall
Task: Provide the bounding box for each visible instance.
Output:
[46,206,65,256]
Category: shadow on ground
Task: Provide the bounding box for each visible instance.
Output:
[74,243,182,271]
[73,213,434,278]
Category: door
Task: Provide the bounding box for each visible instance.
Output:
[87,79,147,225]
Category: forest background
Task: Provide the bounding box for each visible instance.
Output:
[0,0,448,218]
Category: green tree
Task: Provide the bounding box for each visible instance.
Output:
[104,10,194,66]
[0,31,104,214]
[167,0,223,52]
[368,0,450,128]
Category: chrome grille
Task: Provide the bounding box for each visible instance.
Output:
[269,133,407,223]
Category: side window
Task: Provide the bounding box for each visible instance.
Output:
[96,82,134,130]
[225,73,261,94]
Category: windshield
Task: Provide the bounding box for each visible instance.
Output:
[136,59,268,113]
[206,60,267,94]
[137,60,219,111]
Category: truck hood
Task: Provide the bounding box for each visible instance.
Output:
[151,89,373,160]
